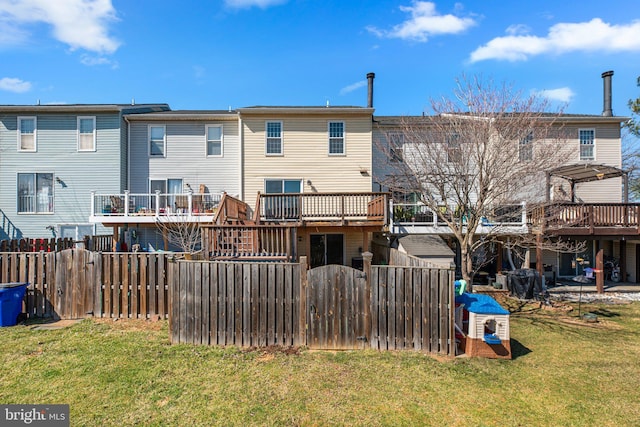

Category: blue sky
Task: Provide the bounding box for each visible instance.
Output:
[1,0,639,117]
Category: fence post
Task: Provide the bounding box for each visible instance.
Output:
[362,252,373,347]
[298,256,308,346]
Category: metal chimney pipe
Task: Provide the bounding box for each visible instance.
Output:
[602,70,614,117]
[367,72,375,108]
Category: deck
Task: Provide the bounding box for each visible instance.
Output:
[390,202,529,235]
[529,203,640,236]
[89,191,223,224]
[256,192,389,227]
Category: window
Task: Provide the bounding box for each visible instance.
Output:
[18,117,36,151]
[519,132,533,162]
[266,121,282,155]
[446,133,461,163]
[60,224,95,242]
[206,125,223,156]
[149,125,166,157]
[388,132,404,162]
[264,179,301,220]
[329,121,345,155]
[17,173,53,213]
[579,129,595,160]
[78,116,96,151]
[150,178,183,211]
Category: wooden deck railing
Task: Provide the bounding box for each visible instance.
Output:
[258,192,389,224]
[200,224,295,261]
[529,203,640,232]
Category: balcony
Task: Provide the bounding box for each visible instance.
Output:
[256,192,389,227]
[89,191,223,224]
[530,203,640,235]
[390,202,529,235]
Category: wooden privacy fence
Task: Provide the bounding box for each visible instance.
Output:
[169,254,455,355]
[0,235,112,253]
[0,249,171,320]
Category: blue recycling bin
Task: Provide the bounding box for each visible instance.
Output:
[0,282,28,327]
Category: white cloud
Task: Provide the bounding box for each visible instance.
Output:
[80,54,118,68]
[0,77,32,93]
[340,80,367,95]
[367,1,476,42]
[0,0,120,54]
[532,87,575,103]
[224,0,287,9]
[470,18,640,62]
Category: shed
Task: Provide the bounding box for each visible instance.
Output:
[395,235,455,268]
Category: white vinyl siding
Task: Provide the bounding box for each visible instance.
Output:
[579,129,595,161]
[77,116,96,151]
[206,125,223,157]
[17,172,53,213]
[266,121,282,155]
[149,125,166,157]
[328,121,345,155]
[242,113,372,203]
[18,116,36,152]
[128,119,240,199]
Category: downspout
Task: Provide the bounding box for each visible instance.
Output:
[124,115,131,192]
[238,113,244,201]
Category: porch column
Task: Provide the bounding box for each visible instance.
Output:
[596,245,604,294]
[620,240,627,284]
[362,229,370,254]
[111,226,119,252]
[536,234,543,279]
[545,172,551,202]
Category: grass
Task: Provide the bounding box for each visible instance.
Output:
[1,298,640,426]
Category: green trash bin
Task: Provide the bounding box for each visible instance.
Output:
[0,282,28,327]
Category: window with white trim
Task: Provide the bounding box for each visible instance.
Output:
[78,116,96,151]
[446,133,461,163]
[579,129,595,160]
[266,121,282,155]
[17,173,53,213]
[149,125,166,157]
[519,132,533,162]
[388,132,404,162]
[206,125,223,157]
[18,117,36,152]
[329,121,345,155]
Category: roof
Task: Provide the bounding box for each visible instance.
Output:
[124,110,238,121]
[0,104,170,113]
[396,235,454,258]
[547,163,626,184]
[455,293,510,315]
[238,106,374,115]
[374,113,629,127]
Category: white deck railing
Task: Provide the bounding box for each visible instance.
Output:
[91,191,223,218]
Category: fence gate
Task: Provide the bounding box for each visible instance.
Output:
[54,249,97,320]
[306,264,368,350]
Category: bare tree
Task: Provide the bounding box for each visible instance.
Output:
[155,215,202,257]
[376,74,578,285]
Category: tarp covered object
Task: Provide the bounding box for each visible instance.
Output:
[506,269,545,300]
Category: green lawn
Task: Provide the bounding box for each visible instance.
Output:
[1,298,639,426]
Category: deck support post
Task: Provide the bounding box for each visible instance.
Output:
[596,246,604,294]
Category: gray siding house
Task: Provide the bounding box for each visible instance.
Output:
[118,110,241,250]
[0,104,169,241]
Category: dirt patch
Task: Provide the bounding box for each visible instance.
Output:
[93,317,166,332]
[242,345,303,357]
